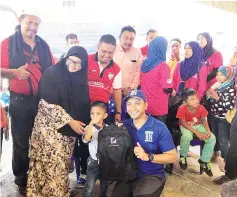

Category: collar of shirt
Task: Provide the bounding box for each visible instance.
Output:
[125,115,155,132]
[117,44,133,53]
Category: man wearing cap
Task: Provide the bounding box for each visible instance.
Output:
[0,8,54,193]
[111,90,177,197]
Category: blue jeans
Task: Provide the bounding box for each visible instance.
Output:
[211,116,230,160]
[83,157,108,197]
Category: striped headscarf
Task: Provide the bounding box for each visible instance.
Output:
[217,66,236,92]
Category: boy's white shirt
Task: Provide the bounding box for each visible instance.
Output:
[82,124,108,160]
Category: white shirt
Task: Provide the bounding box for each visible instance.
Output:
[82,124,107,160]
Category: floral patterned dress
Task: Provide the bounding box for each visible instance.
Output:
[27,99,76,197]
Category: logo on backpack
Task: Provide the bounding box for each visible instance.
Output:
[110,137,117,144]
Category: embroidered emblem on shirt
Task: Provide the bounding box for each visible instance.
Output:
[145,131,153,142]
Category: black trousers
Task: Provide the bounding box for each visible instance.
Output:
[74,136,89,176]
[111,175,165,197]
[9,92,37,187]
[225,113,237,180]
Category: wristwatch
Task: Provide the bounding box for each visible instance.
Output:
[115,111,121,114]
[148,154,154,162]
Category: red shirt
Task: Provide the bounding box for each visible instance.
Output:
[141,62,172,116]
[176,104,208,126]
[140,45,148,57]
[88,54,120,103]
[204,51,223,89]
[172,62,207,100]
[1,38,55,95]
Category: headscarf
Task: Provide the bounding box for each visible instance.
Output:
[217,66,236,92]
[38,46,91,137]
[178,41,203,94]
[141,36,167,73]
[198,32,216,61]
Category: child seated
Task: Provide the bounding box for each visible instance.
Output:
[82,101,109,197]
[177,88,216,177]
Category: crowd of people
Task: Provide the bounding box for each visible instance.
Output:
[0,8,237,197]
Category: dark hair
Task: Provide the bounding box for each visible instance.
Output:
[119,25,136,37]
[91,101,108,113]
[99,34,116,46]
[171,38,182,45]
[65,33,78,42]
[146,29,157,36]
[181,88,196,101]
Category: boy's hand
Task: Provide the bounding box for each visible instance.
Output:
[195,130,210,141]
[206,130,212,139]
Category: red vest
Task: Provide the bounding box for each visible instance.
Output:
[88,54,120,103]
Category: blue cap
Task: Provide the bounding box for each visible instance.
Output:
[124,90,147,102]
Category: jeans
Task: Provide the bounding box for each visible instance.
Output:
[83,157,108,197]
[225,113,237,179]
[10,92,37,187]
[180,125,216,162]
[211,117,230,160]
[111,175,165,197]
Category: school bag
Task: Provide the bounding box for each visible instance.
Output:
[97,124,135,181]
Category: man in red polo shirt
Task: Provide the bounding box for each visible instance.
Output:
[140,29,158,58]
[88,34,122,122]
[0,8,54,194]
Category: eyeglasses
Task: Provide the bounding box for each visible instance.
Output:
[67,58,81,67]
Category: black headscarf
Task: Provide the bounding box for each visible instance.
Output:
[198,32,216,62]
[38,46,91,137]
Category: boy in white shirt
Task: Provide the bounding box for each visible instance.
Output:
[82,101,109,197]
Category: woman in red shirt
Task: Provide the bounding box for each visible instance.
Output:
[197,32,223,161]
[140,36,173,123]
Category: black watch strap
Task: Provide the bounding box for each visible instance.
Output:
[148,154,154,162]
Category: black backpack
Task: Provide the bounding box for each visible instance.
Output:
[97,124,136,181]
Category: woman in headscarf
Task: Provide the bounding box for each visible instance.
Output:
[208,66,236,172]
[26,46,91,197]
[140,36,174,123]
[172,41,207,100]
[197,32,223,161]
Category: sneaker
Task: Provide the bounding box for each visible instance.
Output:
[213,175,231,185]
[198,159,213,177]
[179,156,188,170]
[75,174,86,188]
